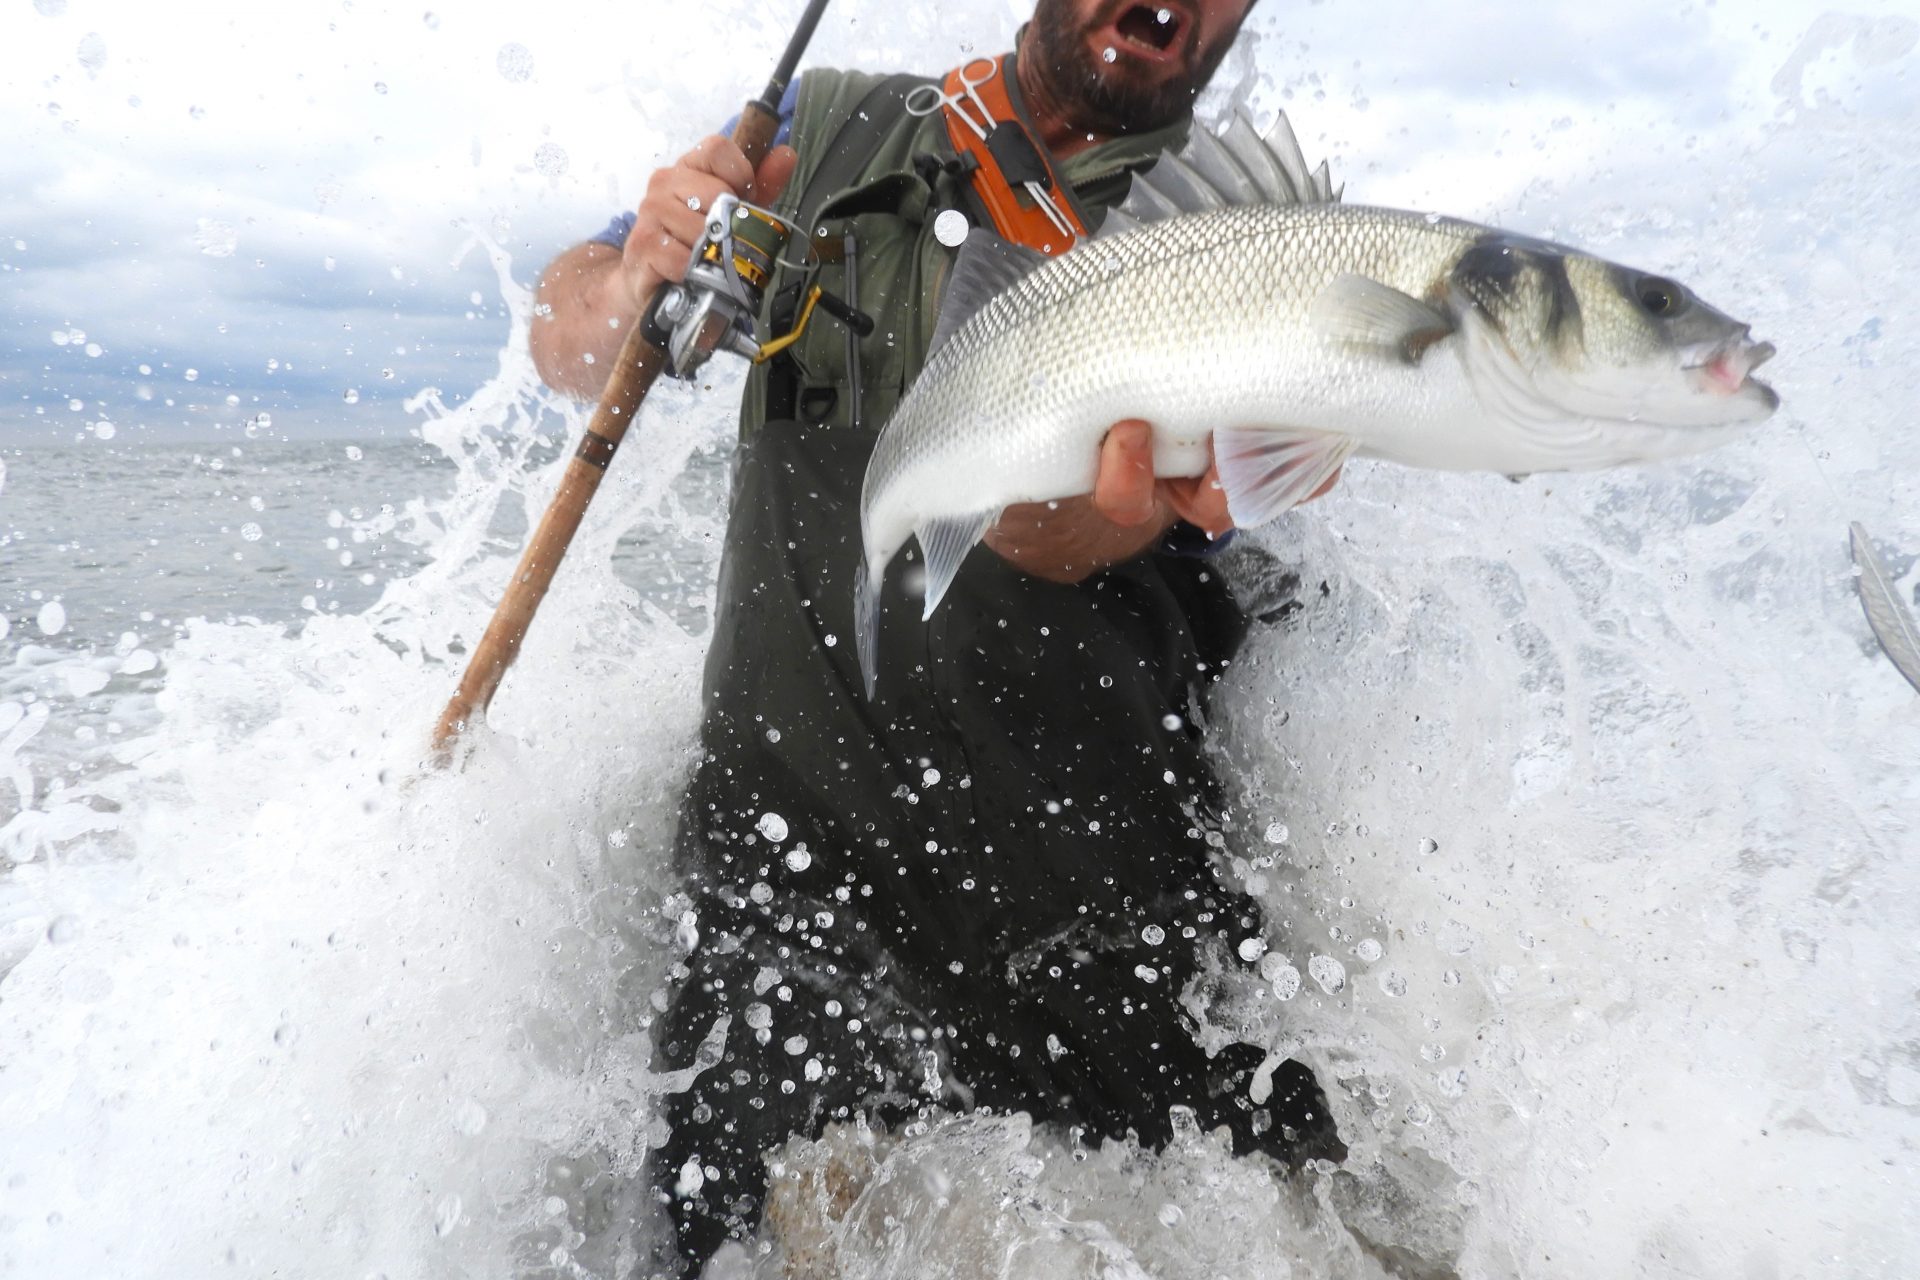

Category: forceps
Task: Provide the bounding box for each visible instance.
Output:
[904,56,999,142]
[904,58,1077,241]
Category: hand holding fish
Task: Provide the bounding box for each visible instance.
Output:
[852,112,1779,696]
[984,420,1340,583]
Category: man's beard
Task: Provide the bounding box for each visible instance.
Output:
[1024,0,1246,136]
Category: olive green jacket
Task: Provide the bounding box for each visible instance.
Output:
[740,47,1189,436]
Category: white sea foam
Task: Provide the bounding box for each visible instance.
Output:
[2,10,1917,1280]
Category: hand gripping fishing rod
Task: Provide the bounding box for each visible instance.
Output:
[430,0,840,761]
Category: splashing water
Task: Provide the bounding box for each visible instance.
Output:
[3,13,1918,1280]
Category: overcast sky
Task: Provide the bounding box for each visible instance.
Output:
[4,0,1914,443]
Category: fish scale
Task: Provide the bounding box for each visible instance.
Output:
[853,114,1778,696]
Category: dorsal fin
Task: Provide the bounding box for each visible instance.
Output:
[1105,109,1340,235]
[928,228,1047,358]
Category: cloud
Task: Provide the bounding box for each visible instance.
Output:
[1,0,1903,443]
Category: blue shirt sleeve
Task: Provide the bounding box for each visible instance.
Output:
[587,80,800,251]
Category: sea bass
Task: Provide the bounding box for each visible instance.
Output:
[854,113,1779,694]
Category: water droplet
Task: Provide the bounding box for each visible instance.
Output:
[1141,924,1165,946]
[76,31,106,76]
[240,522,263,542]
[757,812,789,843]
[496,42,534,82]
[1308,954,1346,993]
[36,601,67,636]
[194,218,237,258]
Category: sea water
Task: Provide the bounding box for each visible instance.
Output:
[4,13,1918,1280]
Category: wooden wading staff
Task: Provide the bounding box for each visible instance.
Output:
[430,0,832,762]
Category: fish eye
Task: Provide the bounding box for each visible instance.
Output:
[1635,276,1686,318]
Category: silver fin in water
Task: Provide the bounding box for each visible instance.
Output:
[1849,521,1920,695]
[855,561,882,700]
[1214,425,1356,526]
[1310,274,1456,363]
[917,509,1001,620]
[1107,109,1339,233]
[928,230,1046,358]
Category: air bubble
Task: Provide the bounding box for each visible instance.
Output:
[534,142,569,177]
[757,812,789,843]
[1141,924,1165,946]
[784,848,811,872]
[1263,821,1289,844]
[240,523,263,542]
[1308,954,1346,993]
[1102,46,1117,63]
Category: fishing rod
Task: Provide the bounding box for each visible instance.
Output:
[430,0,851,761]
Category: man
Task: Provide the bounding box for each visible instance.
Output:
[533,1,1339,1272]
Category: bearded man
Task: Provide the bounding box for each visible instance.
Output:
[532,1,1341,1271]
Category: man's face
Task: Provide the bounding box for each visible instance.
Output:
[1025,0,1254,135]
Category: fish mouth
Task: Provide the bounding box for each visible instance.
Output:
[1105,1,1188,64]
[1685,335,1779,408]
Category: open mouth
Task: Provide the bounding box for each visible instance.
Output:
[1688,337,1777,397]
[1109,3,1186,62]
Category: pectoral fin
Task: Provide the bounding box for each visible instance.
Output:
[1214,426,1356,526]
[1310,274,1455,363]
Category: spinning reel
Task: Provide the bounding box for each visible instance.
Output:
[642,193,872,380]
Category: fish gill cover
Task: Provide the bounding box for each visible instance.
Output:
[1,3,1916,1278]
